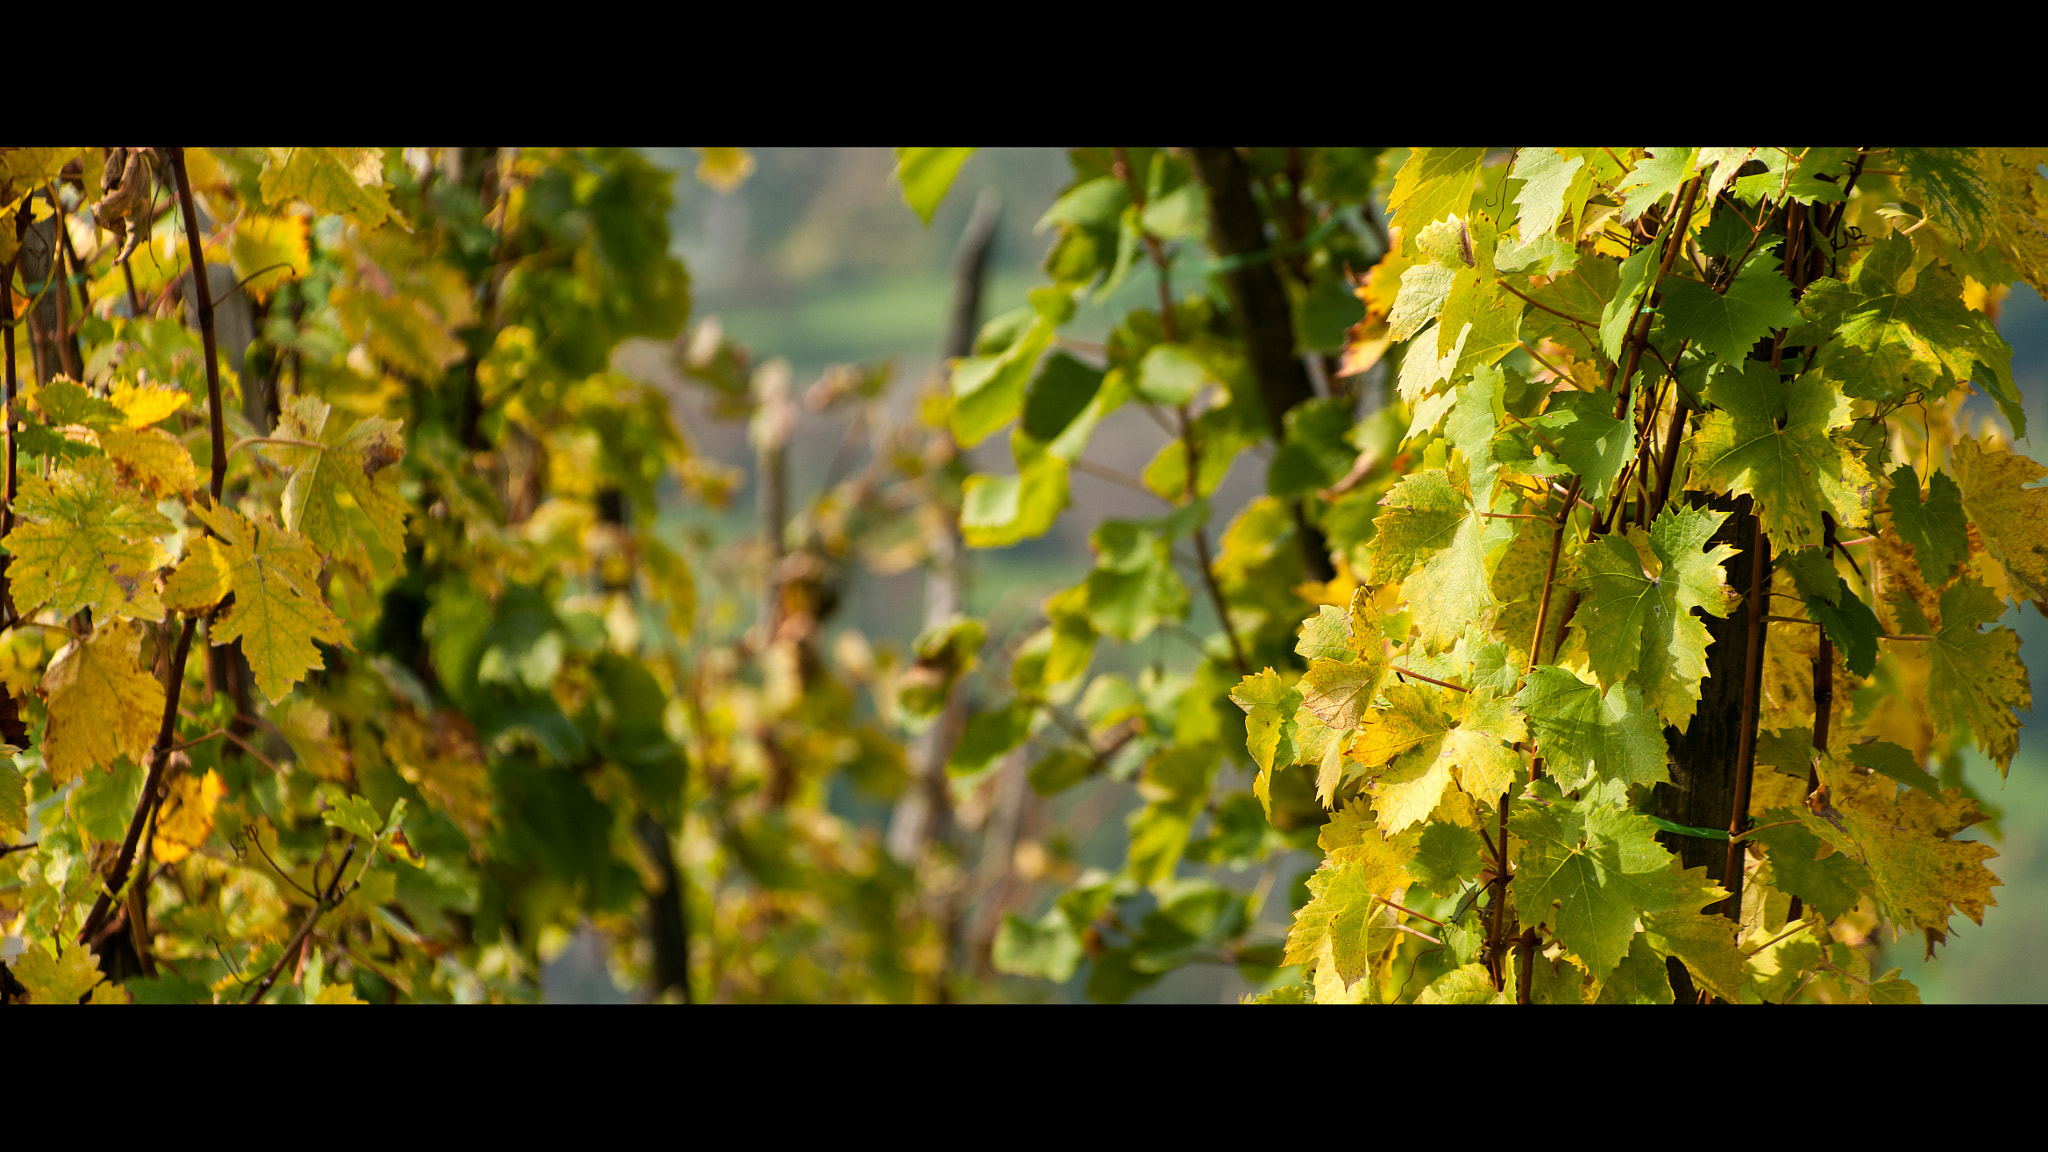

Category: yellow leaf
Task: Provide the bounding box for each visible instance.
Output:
[1950,437,2048,605]
[276,699,348,782]
[152,769,225,864]
[0,147,84,215]
[99,426,200,498]
[89,981,132,1004]
[161,503,349,703]
[0,456,170,622]
[227,214,310,302]
[12,940,102,1004]
[693,147,755,194]
[386,707,489,842]
[259,147,396,229]
[108,380,190,429]
[41,621,164,787]
[314,983,367,1004]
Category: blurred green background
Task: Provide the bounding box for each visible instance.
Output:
[549,147,2048,1003]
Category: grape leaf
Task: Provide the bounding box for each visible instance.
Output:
[1283,800,1417,994]
[1796,754,2000,949]
[1642,910,1745,1003]
[1601,234,1665,362]
[1924,578,2030,774]
[1568,504,1739,729]
[1417,962,1506,1004]
[1359,685,1525,829]
[1614,147,1696,223]
[1949,437,2048,605]
[0,756,26,840]
[1367,463,1496,653]
[1509,794,1680,980]
[1887,464,1968,587]
[267,395,408,579]
[0,455,170,623]
[41,621,164,787]
[99,427,199,498]
[1656,253,1799,364]
[12,942,102,1005]
[1514,665,1668,790]
[1798,233,2014,408]
[1510,147,1585,242]
[161,503,350,704]
[1504,388,1636,506]
[260,147,397,229]
[1691,359,1873,552]
[1750,807,1870,922]
[1387,148,1485,253]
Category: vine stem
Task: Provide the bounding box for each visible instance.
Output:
[1719,516,1770,921]
[77,146,225,949]
[244,840,356,1004]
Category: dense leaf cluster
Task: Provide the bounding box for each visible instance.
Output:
[937,147,2041,1003]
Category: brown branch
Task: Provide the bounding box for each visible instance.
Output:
[167,149,226,505]
[1391,665,1469,694]
[1719,519,1771,921]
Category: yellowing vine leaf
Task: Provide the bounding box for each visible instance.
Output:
[12,942,102,1004]
[152,769,225,864]
[161,503,349,704]
[1949,437,2048,605]
[260,147,398,229]
[268,394,408,577]
[0,456,170,622]
[1925,577,2030,775]
[40,621,164,787]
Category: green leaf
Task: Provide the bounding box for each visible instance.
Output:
[1569,503,1739,729]
[1643,909,1745,1002]
[1614,147,1696,223]
[1514,666,1668,791]
[1020,351,1104,443]
[1409,821,1483,899]
[1510,147,1585,242]
[260,147,397,229]
[1691,359,1873,553]
[1509,388,1636,507]
[1750,808,1870,922]
[1388,148,1485,252]
[1798,233,2014,411]
[992,909,1082,982]
[960,438,1069,550]
[1417,962,1506,1004]
[0,756,24,840]
[950,316,1053,448]
[1135,343,1212,406]
[1888,465,1969,587]
[1848,740,1944,799]
[893,147,975,226]
[1595,937,1675,1004]
[1601,235,1665,362]
[1297,656,1388,733]
[1656,254,1799,364]
[1509,796,1680,980]
[269,395,408,579]
[948,701,1033,776]
[321,793,385,842]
